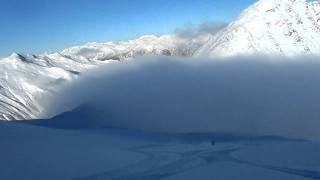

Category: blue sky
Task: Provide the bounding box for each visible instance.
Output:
[0,0,256,57]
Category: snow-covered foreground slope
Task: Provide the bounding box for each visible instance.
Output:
[0,116,319,180]
[197,0,320,57]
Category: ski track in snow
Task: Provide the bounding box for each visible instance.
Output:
[74,143,320,180]
[2,120,320,180]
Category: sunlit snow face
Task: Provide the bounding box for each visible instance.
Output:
[44,56,320,141]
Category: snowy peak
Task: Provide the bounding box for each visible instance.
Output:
[197,0,320,57]
[61,35,177,61]
[9,53,24,59]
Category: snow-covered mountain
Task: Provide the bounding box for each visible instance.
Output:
[0,35,208,120]
[0,52,105,120]
[197,0,320,57]
[1,0,320,120]
[61,35,206,60]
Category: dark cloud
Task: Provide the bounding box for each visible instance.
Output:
[43,56,320,141]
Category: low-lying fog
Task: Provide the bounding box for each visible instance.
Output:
[42,56,320,141]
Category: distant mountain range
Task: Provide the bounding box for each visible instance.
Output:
[1,0,320,120]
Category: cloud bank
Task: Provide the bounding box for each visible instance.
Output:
[43,56,320,141]
[175,21,227,39]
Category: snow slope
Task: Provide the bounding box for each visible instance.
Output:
[0,53,105,120]
[197,0,320,57]
[0,116,319,180]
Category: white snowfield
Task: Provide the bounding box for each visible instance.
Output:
[0,121,319,180]
[1,0,320,120]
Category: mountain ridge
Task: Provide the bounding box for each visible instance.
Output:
[196,0,320,57]
[1,0,320,120]
[0,34,207,120]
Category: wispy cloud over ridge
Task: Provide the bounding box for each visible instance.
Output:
[175,21,228,39]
